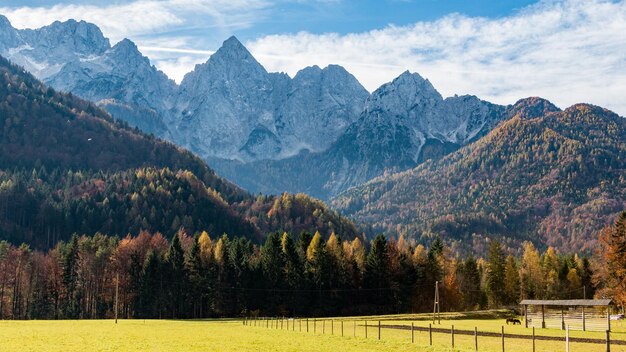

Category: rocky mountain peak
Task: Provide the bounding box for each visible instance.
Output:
[365,70,443,114]
[180,35,269,93]
[206,35,266,75]
[0,15,20,51]
[0,15,12,28]
[108,38,150,67]
[34,19,110,55]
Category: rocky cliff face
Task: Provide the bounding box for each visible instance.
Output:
[212,71,509,200]
[0,19,368,163]
[0,16,529,200]
[174,37,369,161]
[0,16,174,137]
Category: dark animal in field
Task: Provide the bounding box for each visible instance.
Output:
[506,318,521,325]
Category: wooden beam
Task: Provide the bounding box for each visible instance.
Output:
[525,305,528,328]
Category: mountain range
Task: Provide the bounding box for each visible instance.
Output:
[1,16,624,253]
[0,16,511,200]
[332,100,626,253]
[0,55,358,248]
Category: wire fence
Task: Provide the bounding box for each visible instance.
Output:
[242,316,626,352]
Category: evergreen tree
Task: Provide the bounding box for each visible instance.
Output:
[281,232,304,315]
[185,234,206,318]
[486,239,506,307]
[503,255,520,305]
[165,232,187,318]
[139,250,163,318]
[61,234,80,319]
[364,234,391,313]
[458,256,483,310]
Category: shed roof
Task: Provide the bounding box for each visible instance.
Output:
[520,299,612,307]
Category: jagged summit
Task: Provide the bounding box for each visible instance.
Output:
[207,35,262,68]
[28,19,110,55]
[363,71,443,119]
[108,38,150,66]
[222,35,247,50]
[0,14,11,27]
[0,15,19,51]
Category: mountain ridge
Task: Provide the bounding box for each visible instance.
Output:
[0,54,360,248]
[331,102,626,253]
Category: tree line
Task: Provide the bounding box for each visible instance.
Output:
[4,219,622,320]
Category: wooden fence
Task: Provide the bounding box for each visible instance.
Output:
[243,317,624,352]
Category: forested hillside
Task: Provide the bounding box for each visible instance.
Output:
[0,56,359,248]
[333,103,626,253]
[0,55,244,202]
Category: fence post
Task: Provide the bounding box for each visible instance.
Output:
[332,319,334,335]
[411,322,414,343]
[474,326,478,351]
[501,326,505,352]
[354,320,356,337]
[306,318,309,333]
[341,320,344,337]
[323,320,325,334]
[314,319,316,334]
[566,325,570,352]
[452,325,455,348]
[532,327,535,352]
[606,330,611,352]
[365,321,368,338]
[378,320,381,340]
[429,323,432,345]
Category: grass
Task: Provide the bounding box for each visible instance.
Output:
[0,313,624,352]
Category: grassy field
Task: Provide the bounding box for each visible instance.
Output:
[0,313,624,352]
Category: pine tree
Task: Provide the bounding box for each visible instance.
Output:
[281,232,304,315]
[458,256,483,310]
[261,232,284,290]
[165,232,187,318]
[486,239,506,307]
[61,234,80,319]
[139,250,163,318]
[504,255,520,305]
[186,234,205,318]
[364,234,391,312]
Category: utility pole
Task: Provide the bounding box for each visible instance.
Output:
[433,281,441,324]
[115,272,119,324]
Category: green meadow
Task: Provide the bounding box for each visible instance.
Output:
[1,313,624,352]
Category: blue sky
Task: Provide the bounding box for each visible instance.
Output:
[1,0,625,115]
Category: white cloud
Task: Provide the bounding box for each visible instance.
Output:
[246,0,626,115]
[0,0,270,43]
[1,0,624,115]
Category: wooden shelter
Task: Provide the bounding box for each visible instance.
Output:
[520,299,613,332]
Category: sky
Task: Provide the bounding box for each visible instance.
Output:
[1,0,625,115]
